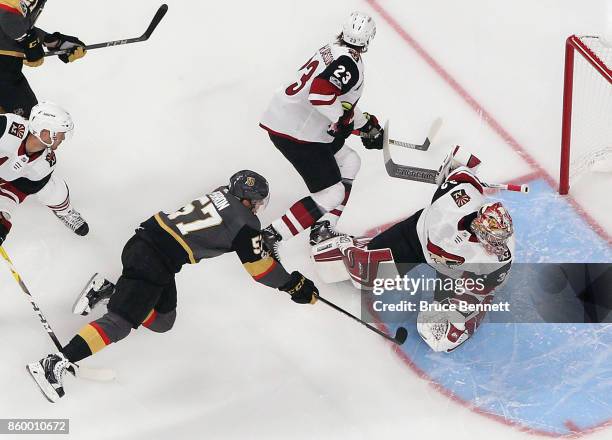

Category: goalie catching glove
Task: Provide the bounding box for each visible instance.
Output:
[359,113,384,149]
[44,32,87,63]
[279,271,319,304]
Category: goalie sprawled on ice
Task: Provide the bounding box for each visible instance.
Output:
[312,146,515,352]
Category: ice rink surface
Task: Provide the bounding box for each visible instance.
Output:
[1,0,611,438]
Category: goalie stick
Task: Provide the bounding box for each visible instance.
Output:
[353,117,443,151]
[382,121,529,193]
[44,4,169,57]
[0,247,116,382]
[317,295,408,345]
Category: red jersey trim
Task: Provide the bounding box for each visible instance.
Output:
[309,96,338,106]
[447,170,484,194]
[259,123,311,144]
[0,3,22,15]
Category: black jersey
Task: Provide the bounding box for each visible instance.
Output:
[139,188,291,288]
[0,0,47,59]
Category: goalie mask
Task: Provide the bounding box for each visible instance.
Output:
[470,202,513,256]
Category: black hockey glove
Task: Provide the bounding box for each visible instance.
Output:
[279,271,319,305]
[327,113,354,141]
[0,212,12,246]
[44,32,86,63]
[19,30,44,67]
[359,113,384,149]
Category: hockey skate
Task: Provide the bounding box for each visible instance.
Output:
[54,208,89,236]
[309,220,343,246]
[73,273,115,316]
[27,352,75,403]
[261,225,282,261]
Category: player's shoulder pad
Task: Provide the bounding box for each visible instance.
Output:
[431,166,483,204]
[446,167,484,193]
[317,54,360,93]
[1,113,28,140]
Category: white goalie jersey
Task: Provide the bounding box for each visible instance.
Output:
[416,166,514,275]
[260,42,368,144]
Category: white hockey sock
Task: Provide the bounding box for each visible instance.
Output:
[271,196,324,240]
[47,195,71,217]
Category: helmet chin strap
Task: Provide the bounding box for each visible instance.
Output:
[34,130,61,147]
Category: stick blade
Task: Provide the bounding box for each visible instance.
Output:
[142,4,169,40]
[382,120,394,174]
[394,327,408,345]
[415,117,443,151]
[428,117,443,143]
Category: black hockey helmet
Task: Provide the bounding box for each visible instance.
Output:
[228,170,270,214]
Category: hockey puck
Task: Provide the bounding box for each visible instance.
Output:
[394,327,408,345]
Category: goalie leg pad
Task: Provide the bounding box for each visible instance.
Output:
[341,244,395,289]
[312,236,354,283]
[417,305,470,353]
[417,292,492,352]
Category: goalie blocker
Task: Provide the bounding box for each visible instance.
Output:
[312,146,515,353]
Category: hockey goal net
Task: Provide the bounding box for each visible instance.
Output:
[559,35,612,195]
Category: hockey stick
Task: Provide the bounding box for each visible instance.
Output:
[0,246,116,382]
[44,4,169,57]
[353,118,443,151]
[382,121,529,193]
[317,295,408,345]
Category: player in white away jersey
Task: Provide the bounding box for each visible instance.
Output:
[259,11,385,260]
[0,101,88,246]
[312,146,515,352]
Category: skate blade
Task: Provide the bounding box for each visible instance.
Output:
[72,273,99,315]
[26,363,60,403]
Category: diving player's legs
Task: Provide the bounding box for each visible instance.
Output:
[27,236,177,401]
[64,236,176,359]
[142,280,177,333]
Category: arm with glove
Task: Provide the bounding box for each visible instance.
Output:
[233,226,319,305]
[43,32,86,63]
[355,112,384,149]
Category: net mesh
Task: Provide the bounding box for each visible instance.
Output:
[569,36,612,180]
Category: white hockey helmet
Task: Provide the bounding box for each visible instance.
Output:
[471,202,514,256]
[29,101,74,147]
[341,11,376,50]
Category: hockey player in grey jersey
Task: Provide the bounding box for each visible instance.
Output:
[0,0,86,116]
[27,170,319,403]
